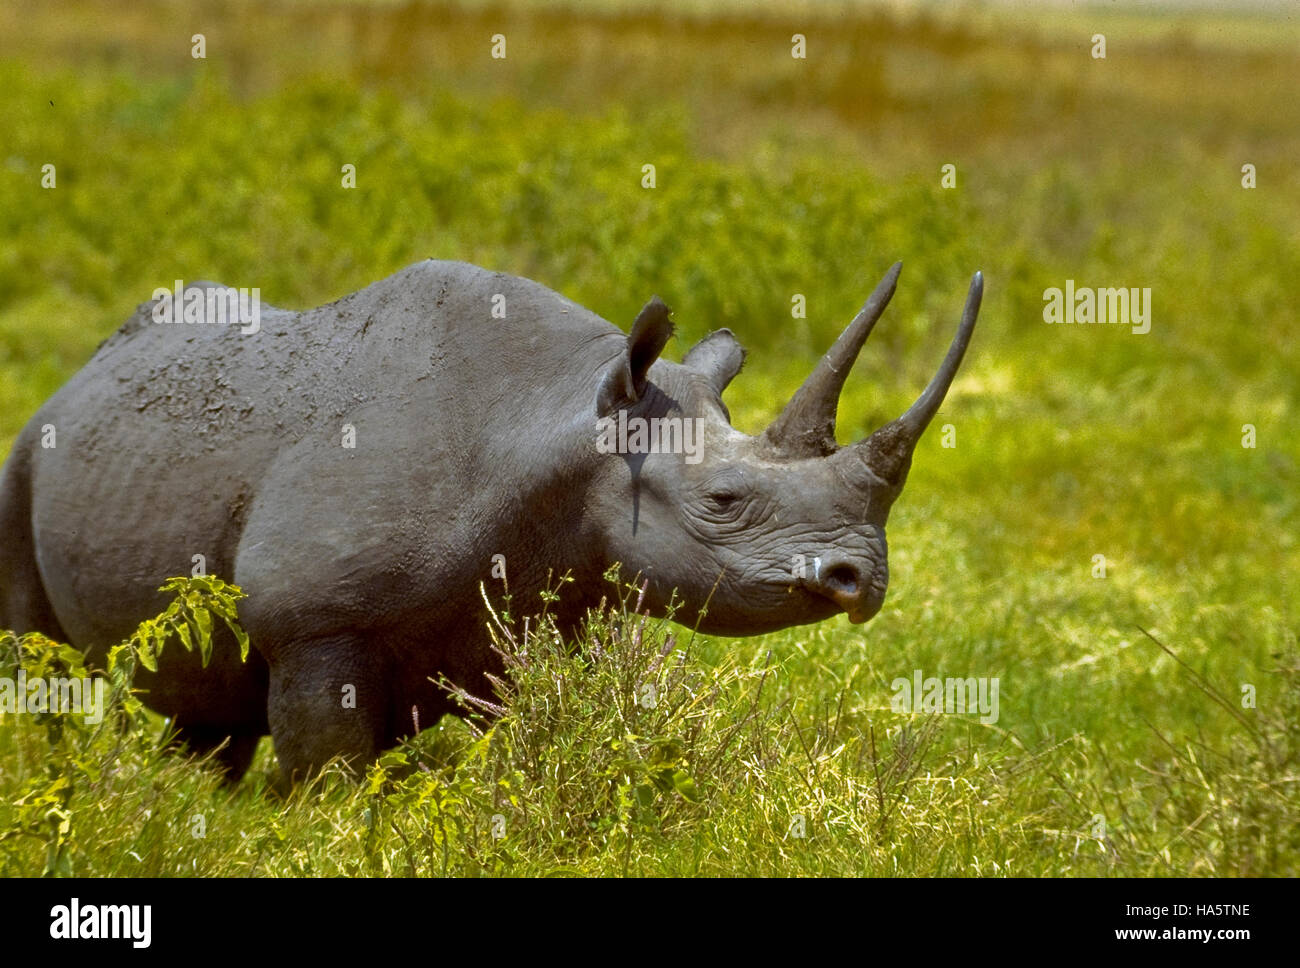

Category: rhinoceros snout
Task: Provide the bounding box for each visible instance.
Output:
[806,556,887,624]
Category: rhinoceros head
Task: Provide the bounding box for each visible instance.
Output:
[587,262,982,636]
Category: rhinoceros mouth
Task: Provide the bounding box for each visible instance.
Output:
[823,585,885,624]
[842,598,883,625]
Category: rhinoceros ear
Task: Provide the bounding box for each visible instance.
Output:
[597,296,674,414]
[683,329,746,394]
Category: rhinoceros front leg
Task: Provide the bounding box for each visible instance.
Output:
[266,636,390,786]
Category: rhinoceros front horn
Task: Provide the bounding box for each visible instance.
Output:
[760,261,902,459]
[763,264,983,485]
[852,270,983,484]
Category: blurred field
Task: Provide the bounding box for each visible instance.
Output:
[0,0,1297,876]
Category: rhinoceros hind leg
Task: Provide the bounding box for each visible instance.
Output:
[0,439,68,641]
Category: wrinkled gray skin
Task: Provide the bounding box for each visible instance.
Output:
[0,259,982,783]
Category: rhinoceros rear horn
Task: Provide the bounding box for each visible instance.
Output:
[596,296,674,414]
[761,262,902,458]
[854,271,983,483]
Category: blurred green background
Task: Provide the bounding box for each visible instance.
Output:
[0,0,1296,875]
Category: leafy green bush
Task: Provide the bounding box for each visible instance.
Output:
[0,577,248,876]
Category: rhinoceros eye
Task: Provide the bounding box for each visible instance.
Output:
[699,469,751,517]
[703,487,750,517]
[706,490,739,509]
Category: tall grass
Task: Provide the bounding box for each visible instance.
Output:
[3,575,1295,875]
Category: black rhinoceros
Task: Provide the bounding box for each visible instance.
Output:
[0,259,981,781]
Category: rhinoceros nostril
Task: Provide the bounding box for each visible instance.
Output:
[823,564,860,596]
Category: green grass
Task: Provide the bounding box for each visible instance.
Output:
[0,0,1297,876]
